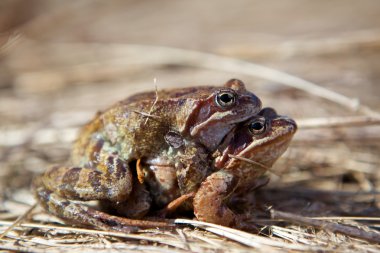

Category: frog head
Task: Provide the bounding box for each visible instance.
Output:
[181,79,262,151]
[214,107,297,173]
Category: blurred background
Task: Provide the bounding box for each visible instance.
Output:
[1,0,380,225]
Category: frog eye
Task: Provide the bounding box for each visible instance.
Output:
[215,90,237,108]
[248,118,266,135]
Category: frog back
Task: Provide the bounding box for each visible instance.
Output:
[71,96,197,166]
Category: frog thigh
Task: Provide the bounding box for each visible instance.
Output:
[37,155,133,202]
[193,170,239,226]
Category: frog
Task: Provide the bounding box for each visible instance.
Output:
[193,107,297,227]
[32,79,262,232]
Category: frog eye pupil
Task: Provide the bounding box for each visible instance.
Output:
[251,122,263,130]
[249,120,266,134]
[216,91,236,107]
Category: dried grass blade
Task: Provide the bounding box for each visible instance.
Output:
[297,115,380,129]
[271,210,380,244]
[174,218,319,251]
[0,203,37,240]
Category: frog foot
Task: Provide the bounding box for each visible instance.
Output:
[193,170,239,227]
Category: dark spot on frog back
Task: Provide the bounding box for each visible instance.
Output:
[164,130,184,149]
[90,139,104,163]
[177,98,186,107]
[62,167,81,185]
[105,156,128,179]
[88,171,102,192]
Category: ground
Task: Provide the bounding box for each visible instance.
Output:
[0,1,380,252]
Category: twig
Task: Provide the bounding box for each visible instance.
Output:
[185,230,225,248]
[144,81,159,125]
[228,154,269,170]
[0,203,37,240]
[219,29,380,58]
[293,127,380,143]
[174,218,319,250]
[0,31,22,55]
[0,220,184,249]
[270,209,380,244]
[228,154,279,176]
[263,188,380,200]
[176,229,191,251]
[297,115,380,129]
[15,41,380,116]
[132,110,160,120]
[0,242,47,253]
[310,216,380,221]
[269,225,323,245]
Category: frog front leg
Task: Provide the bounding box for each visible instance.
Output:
[193,170,239,227]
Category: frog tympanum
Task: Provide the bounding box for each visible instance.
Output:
[33,79,265,232]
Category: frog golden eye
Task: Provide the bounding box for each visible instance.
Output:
[248,119,266,135]
[215,90,237,108]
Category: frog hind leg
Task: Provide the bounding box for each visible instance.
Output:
[193,170,239,227]
[34,178,172,232]
[33,182,139,232]
[32,154,148,231]
[38,154,133,203]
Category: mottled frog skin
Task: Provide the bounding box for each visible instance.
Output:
[33,79,262,232]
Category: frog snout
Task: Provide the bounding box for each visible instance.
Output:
[272,116,297,135]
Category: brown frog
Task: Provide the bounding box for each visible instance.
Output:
[193,107,297,227]
[32,79,262,232]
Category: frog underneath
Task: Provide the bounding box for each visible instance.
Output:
[193,107,297,227]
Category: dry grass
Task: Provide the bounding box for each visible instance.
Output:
[1,41,379,252]
[1,1,380,252]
